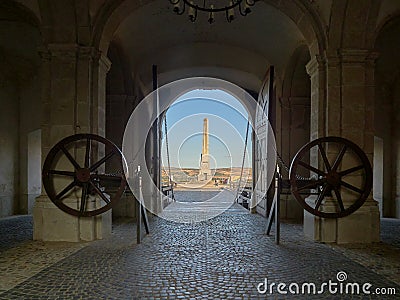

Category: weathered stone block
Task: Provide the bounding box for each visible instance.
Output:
[33,195,112,242]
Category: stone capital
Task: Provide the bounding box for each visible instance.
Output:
[98,53,112,73]
[306,55,326,77]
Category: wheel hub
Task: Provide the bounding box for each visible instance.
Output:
[326,171,341,187]
[76,168,91,183]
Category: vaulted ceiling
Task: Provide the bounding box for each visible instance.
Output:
[111,0,306,91]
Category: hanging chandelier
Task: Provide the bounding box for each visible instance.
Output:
[169,0,256,24]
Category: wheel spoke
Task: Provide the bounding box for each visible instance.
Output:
[55,180,77,201]
[333,187,345,211]
[89,180,110,204]
[332,145,347,172]
[340,180,363,194]
[47,170,75,177]
[84,138,91,168]
[297,161,326,176]
[339,165,364,176]
[60,145,81,170]
[315,183,329,210]
[296,179,325,191]
[80,183,89,214]
[318,143,331,172]
[89,151,115,172]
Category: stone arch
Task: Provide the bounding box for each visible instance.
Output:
[91,0,327,58]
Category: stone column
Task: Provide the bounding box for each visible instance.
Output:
[304,50,380,243]
[199,118,211,181]
[33,44,113,242]
[203,118,209,155]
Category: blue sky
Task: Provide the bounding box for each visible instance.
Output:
[161,89,252,169]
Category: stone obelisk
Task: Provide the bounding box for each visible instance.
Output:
[199,118,212,181]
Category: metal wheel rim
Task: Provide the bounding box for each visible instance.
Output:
[42,134,127,217]
[289,136,372,218]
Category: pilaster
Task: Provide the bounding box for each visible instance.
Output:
[304,50,380,243]
[306,55,326,141]
[34,44,112,242]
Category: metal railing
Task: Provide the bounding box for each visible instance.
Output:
[236,186,253,209]
[161,184,175,207]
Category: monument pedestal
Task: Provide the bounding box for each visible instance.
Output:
[198,163,212,182]
[33,195,111,242]
[303,196,380,243]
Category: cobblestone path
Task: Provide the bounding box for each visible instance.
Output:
[0,216,33,252]
[0,202,399,299]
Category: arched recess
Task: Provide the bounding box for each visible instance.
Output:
[278,44,311,221]
[373,16,400,218]
[0,0,43,216]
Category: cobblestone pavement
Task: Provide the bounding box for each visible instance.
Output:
[0,216,33,252]
[0,216,88,293]
[0,202,399,299]
[162,190,235,223]
[329,218,400,287]
[173,191,221,202]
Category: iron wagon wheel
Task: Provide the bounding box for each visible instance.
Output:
[289,136,372,218]
[42,134,127,217]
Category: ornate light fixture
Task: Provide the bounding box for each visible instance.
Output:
[169,0,256,23]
